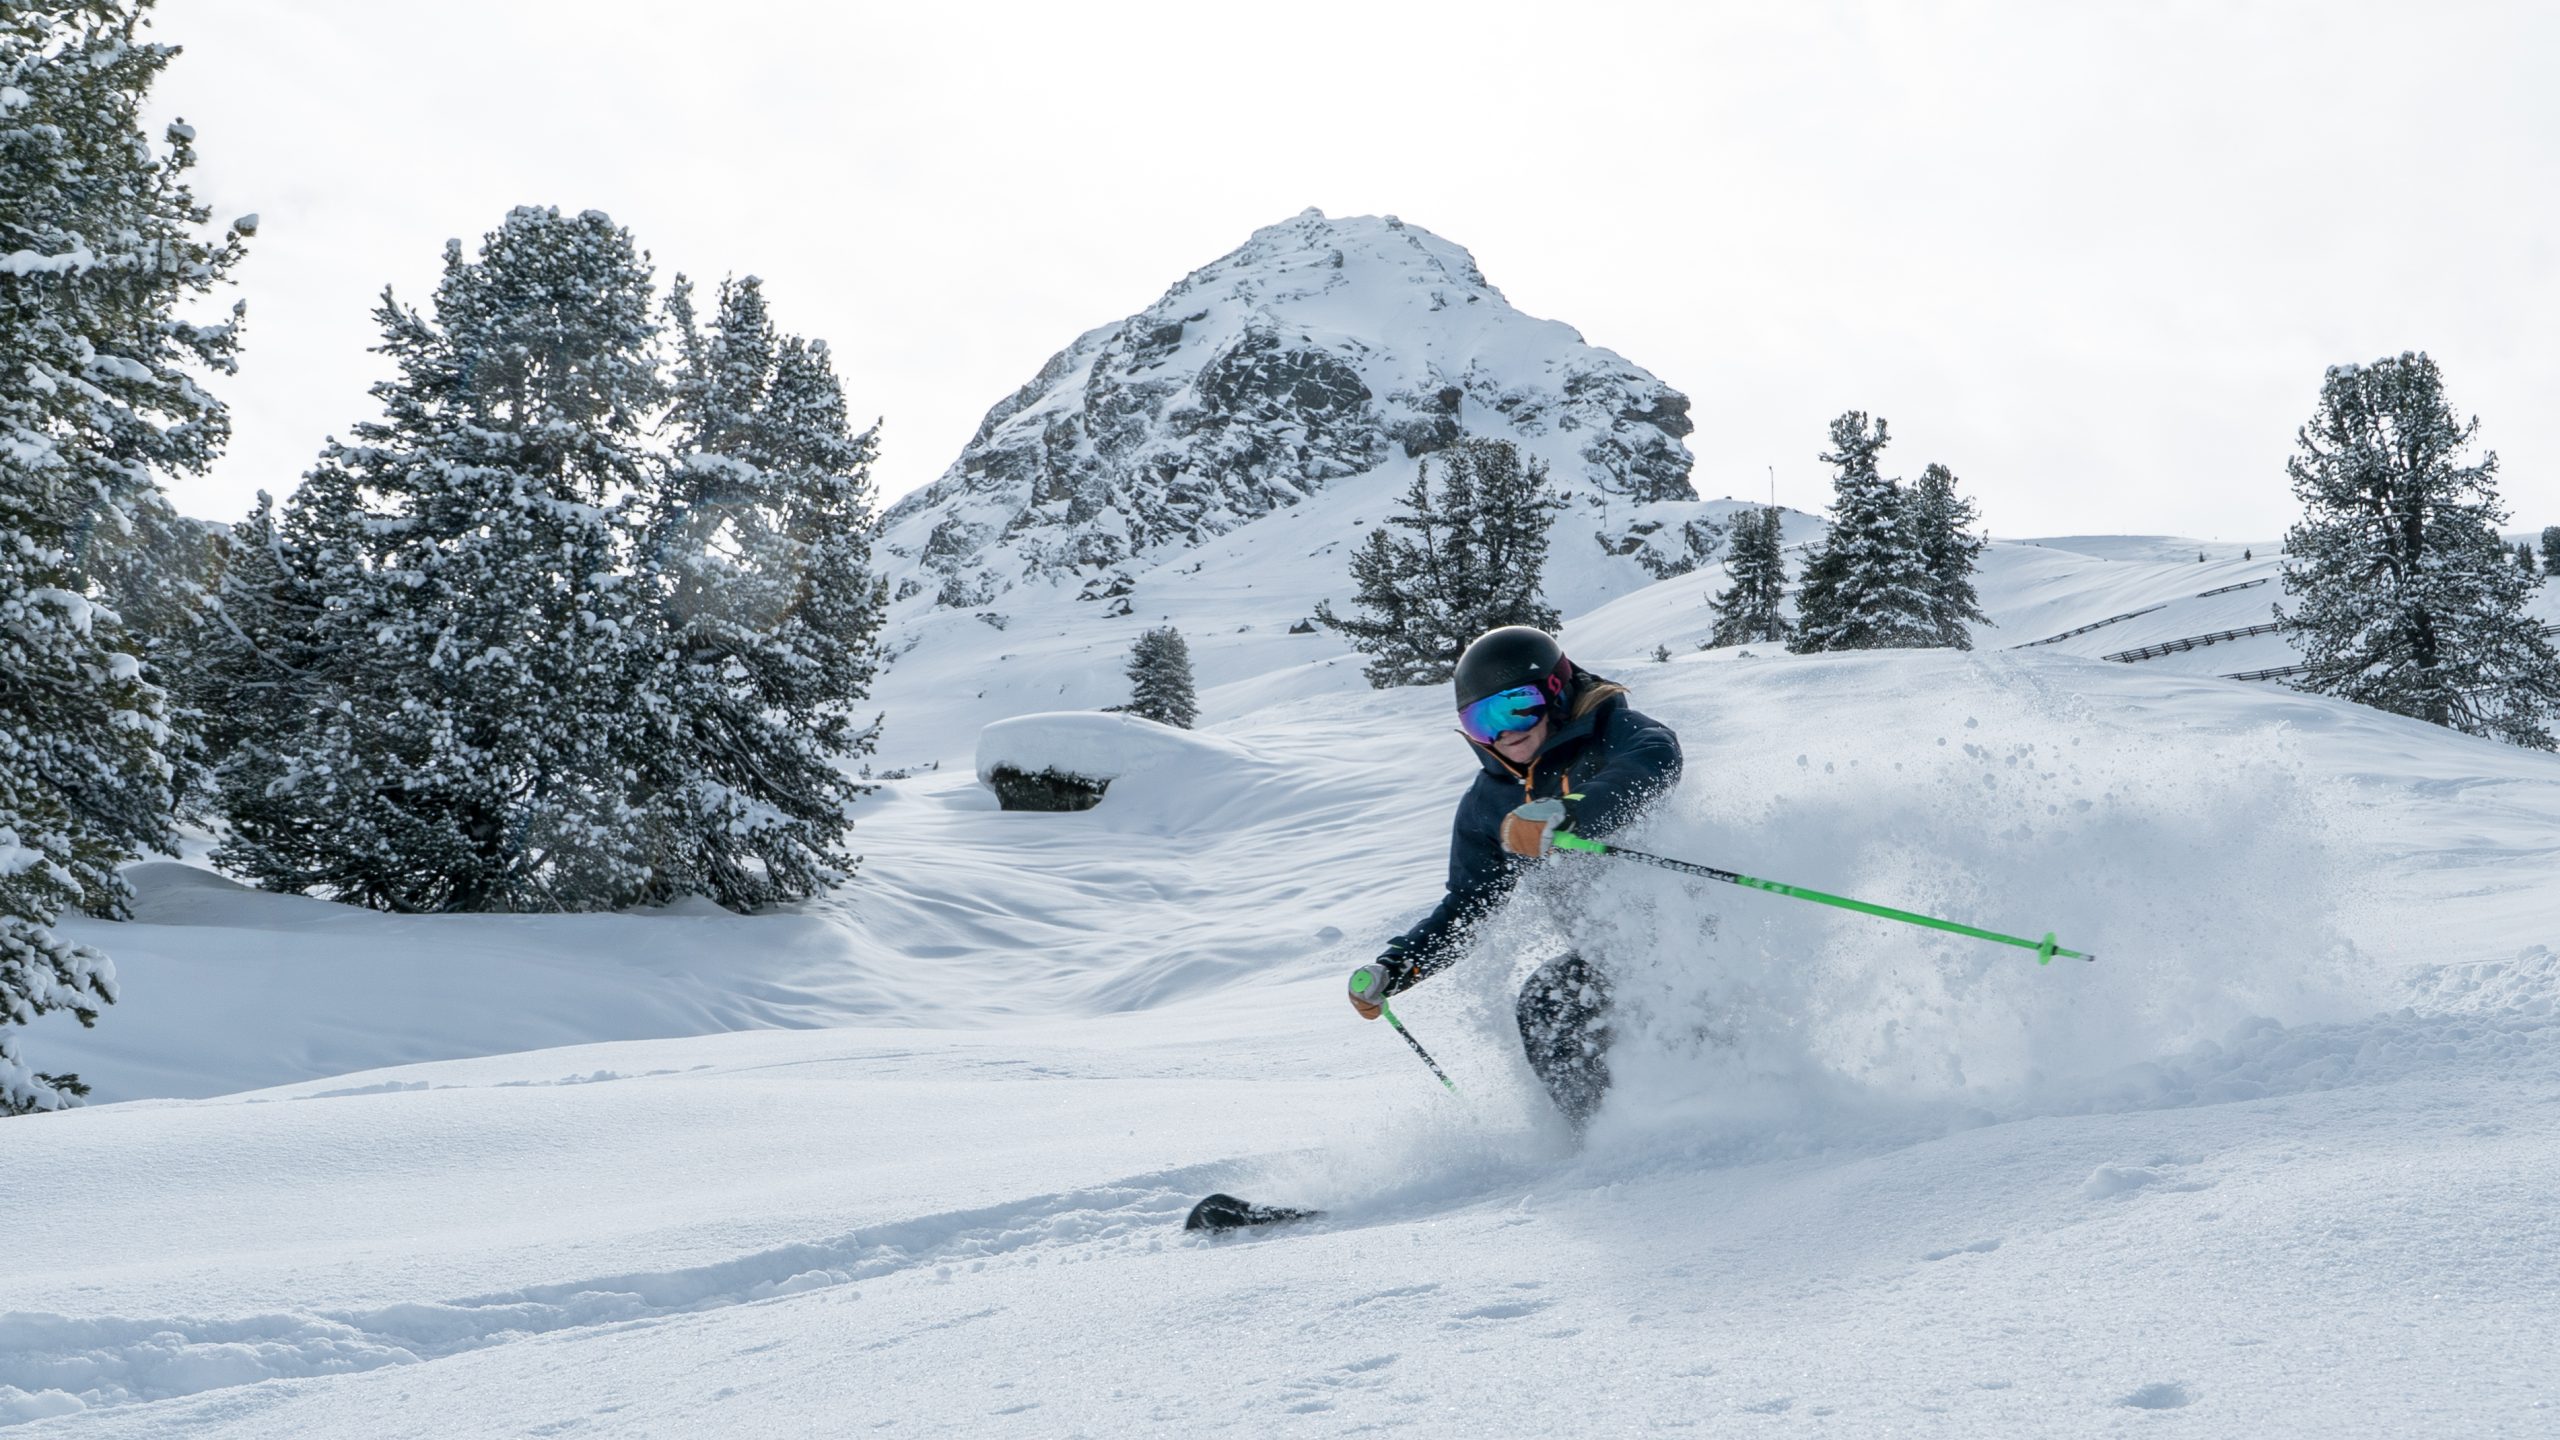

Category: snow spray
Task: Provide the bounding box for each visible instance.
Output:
[1551,834,2098,964]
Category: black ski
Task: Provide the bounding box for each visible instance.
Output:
[1184,1192,1323,1232]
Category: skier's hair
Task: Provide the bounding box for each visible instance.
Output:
[1565,669,1628,721]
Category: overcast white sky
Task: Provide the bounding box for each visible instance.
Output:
[150,0,2559,542]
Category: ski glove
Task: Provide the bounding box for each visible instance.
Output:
[1501,797,1574,858]
[1348,947,1419,1020]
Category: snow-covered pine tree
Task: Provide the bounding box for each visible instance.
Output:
[1316,437,1563,687]
[1791,413,1937,653]
[2518,541,2540,580]
[83,498,223,812]
[1,0,247,1112]
[1707,505,1791,647]
[2275,353,2560,748]
[637,274,886,909]
[2541,526,2560,575]
[1317,510,1438,688]
[219,207,666,911]
[1317,466,1463,688]
[190,490,334,802]
[1446,437,1566,644]
[1123,626,1198,728]
[1908,462,1991,648]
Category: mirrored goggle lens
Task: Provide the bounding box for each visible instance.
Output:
[1458,685,1547,743]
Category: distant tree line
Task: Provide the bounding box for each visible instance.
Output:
[1317,416,1997,687]
[1319,359,2560,756]
[1703,413,1989,655]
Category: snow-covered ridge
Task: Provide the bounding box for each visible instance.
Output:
[876,208,1707,615]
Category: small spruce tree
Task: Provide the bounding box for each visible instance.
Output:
[2542,526,2560,575]
[1124,626,1199,728]
[2518,541,2540,580]
[1317,438,1564,687]
[1908,463,1991,648]
[1791,413,1937,653]
[1,1,247,1111]
[2275,353,2560,747]
[1707,505,1792,647]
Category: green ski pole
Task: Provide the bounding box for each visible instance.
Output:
[1384,1004,1457,1092]
[1350,965,1459,1092]
[1550,833,2098,964]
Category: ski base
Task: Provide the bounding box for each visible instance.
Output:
[1184,1192,1323,1231]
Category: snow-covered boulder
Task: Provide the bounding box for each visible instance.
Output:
[973,711,1246,812]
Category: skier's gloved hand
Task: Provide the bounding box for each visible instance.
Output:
[1501,797,1573,858]
[1347,948,1417,1020]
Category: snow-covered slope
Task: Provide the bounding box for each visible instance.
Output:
[875,207,1712,617]
[13,541,2560,1435]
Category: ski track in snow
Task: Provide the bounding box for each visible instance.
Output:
[1,1165,1235,1417]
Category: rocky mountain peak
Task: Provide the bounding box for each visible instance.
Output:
[880,209,1705,613]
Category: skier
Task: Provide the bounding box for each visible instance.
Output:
[1348,625,1682,1130]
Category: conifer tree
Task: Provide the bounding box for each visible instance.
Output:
[2275,353,2560,747]
[190,492,323,781]
[637,274,886,908]
[1,1,247,1111]
[1791,413,1937,653]
[2541,526,2560,575]
[1707,505,1791,647]
[1316,437,1563,687]
[2518,541,2540,581]
[1908,462,1991,648]
[1320,515,1441,688]
[1124,626,1199,728]
[219,208,664,911]
[84,499,223,812]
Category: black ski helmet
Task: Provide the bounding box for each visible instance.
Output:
[1453,625,1572,710]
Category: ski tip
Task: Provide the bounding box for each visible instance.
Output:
[1185,1192,1324,1232]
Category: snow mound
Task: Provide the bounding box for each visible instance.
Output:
[973,710,1245,788]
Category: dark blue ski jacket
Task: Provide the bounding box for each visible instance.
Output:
[1384,682,1682,988]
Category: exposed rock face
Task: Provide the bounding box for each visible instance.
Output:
[984,766,1109,812]
[881,209,1701,611]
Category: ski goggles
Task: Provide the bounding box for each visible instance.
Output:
[1457,684,1549,744]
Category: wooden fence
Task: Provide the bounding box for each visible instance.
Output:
[2101,622,2287,664]
[2012,577,2272,650]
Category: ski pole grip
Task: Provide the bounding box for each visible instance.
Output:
[1552,832,1608,854]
